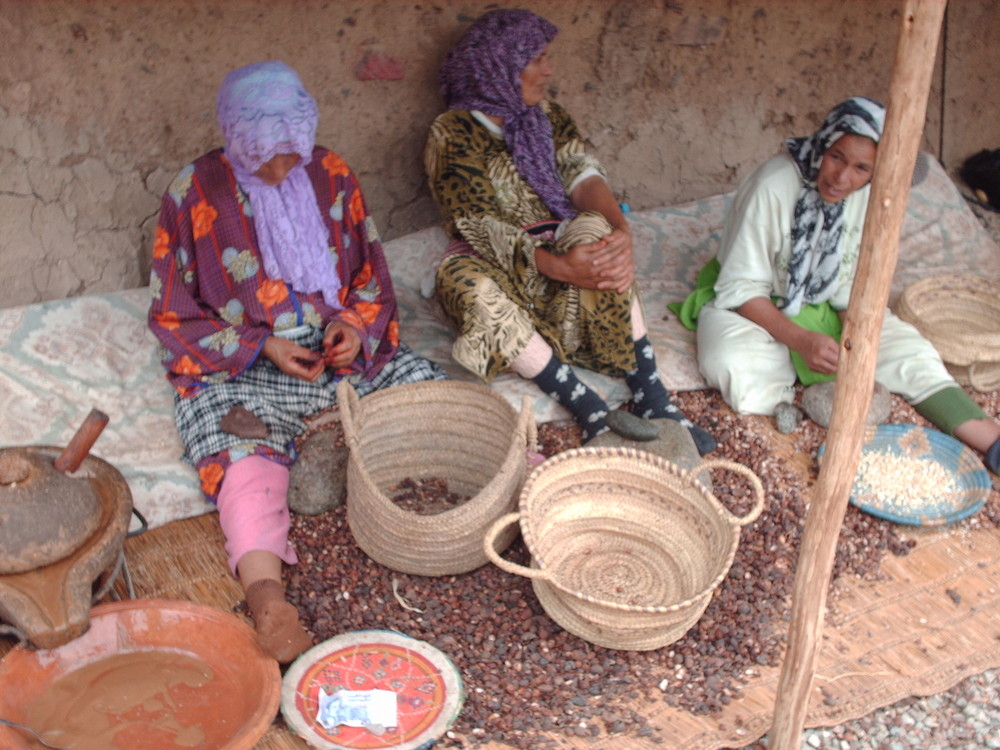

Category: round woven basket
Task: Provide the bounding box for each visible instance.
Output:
[337,379,535,576]
[894,274,1000,391]
[484,447,764,651]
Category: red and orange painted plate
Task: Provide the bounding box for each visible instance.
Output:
[281,630,464,750]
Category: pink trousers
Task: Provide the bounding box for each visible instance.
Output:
[215,455,299,576]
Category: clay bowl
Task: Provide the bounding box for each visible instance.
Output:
[0,599,281,750]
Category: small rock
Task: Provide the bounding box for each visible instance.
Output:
[288,434,348,516]
[801,381,891,428]
[774,402,803,434]
[220,404,269,439]
[605,410,661,441]
[588,418,706,487]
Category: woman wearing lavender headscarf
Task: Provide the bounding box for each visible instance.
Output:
[149,61,445,662]
[424,9,715,453]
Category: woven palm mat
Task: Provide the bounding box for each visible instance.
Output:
[5,391,998,750]
[96,509,1000,750]
[660,518,1000,750]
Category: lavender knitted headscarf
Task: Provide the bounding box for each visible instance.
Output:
[216,61,341,308]
[439,9,576,220]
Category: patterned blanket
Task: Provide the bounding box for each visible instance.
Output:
[1,154,995,528]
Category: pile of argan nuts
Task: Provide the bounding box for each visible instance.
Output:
[283,388,998,749]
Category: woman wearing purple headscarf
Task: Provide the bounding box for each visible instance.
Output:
[424,9,715,453]
[149,61,445,662]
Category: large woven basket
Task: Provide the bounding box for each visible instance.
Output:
[337,379,535,576]
[894,274,1000,392]
[484,447,764,651]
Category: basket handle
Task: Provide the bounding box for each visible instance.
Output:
[968,362,1000,393]
[517,396,538,451]
[483,512,551,580]
[336,379,361,448]
[688,458,765,527]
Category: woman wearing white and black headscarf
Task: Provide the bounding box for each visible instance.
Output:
[690,97,1000,470]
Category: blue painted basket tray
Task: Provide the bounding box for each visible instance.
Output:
[818,424,990,526]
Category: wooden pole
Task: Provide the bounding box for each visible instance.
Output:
[768,1,947,746]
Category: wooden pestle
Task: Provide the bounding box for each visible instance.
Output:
[54,408,110,474]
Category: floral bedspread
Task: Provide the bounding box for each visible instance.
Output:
[0,288,212,529]
[0,154,994,528]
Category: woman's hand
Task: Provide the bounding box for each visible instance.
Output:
[261,336,325,382]
[561,174,636,293]
[737,297,841,374]
[537,227,635,292]
[322,321,362,370]
[795,330,840,374]
[589,226,635,293]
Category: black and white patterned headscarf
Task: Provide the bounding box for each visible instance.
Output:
[781,96,885,316]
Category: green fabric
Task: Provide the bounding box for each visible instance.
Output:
[669,257,842,386]
[788,304,840,386]
[669,258,721,330]
[913,386,986,435]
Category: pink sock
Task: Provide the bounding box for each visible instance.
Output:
[216,455,298,576]
[511,302,646,379]
[631,298,647,339]
[510,332,554,378]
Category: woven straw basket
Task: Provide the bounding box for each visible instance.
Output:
[484,447,764,651]
[894,274,1000,392]
[337,379,536,577]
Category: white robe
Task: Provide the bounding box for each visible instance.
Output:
[697,153,955,415]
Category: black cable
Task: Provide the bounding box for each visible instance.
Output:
[127,507,148,538]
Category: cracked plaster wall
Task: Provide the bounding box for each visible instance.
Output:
[1,0,997,308]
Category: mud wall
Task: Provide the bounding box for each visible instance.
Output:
[1,0,997,308]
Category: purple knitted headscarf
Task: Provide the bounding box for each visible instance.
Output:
[439,9,576,220]
[216,61,341,308]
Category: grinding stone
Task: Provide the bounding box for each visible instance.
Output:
[220,405,269,439]
[802,381,891,428]
[606,409,662,441]
[288,434,348,516]
[588,417,704,482]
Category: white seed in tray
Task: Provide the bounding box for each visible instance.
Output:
[853,450,957,511]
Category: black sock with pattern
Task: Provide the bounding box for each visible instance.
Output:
[626,334,717,455]
[532,355,609,441]
[986,437,1000,475]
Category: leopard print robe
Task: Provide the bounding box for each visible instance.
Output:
[424,100,635,382]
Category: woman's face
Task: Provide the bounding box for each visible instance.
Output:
[255,152,302,185]
[520,46,553,107]
[817,133,877,203]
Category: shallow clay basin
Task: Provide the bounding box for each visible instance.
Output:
[0,599,281,750]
